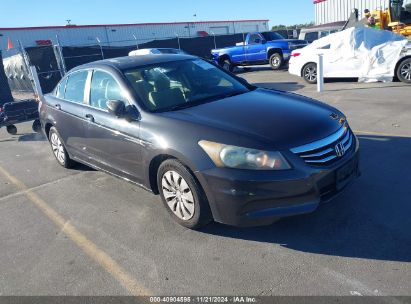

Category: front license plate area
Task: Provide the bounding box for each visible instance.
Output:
[336,158,358,191]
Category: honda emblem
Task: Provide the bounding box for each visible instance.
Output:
[335,142,345,157]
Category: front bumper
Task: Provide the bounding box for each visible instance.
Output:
[195,141,360,227]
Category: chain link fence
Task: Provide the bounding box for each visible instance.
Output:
[1,29,296,94]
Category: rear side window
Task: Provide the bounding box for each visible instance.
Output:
[64,71,88,103]
[304,32,319,43]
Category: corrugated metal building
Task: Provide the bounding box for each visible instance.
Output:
[315,0,389,24]
[0,20,269,51]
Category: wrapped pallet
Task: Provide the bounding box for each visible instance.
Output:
[0,50,14,106]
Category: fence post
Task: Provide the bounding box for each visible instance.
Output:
[29,65,43,101]
[210,31,217,49]
[17,40,31,79]
[55,34,67,76]
[132,34,139,50]
[317,54,324,93]
[96,37,104,59]
[175,33,181,50]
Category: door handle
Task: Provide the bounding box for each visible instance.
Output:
[54,104,61,110]
[85,114,94,123]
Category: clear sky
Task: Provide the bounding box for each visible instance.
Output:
[1,0,314,28]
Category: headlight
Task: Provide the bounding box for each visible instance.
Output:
[199,140,291,170]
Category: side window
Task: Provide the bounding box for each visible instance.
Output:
[64,71,88,103]
[90,70,126,110]
[319,31,330,38]
[318,44,331,49]
[304,32,319,43]
[56,77,67,99]
[249,34,262,44]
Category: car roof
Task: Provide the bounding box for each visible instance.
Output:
[71,54,196,72]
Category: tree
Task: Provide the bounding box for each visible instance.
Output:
[272,22,315,30]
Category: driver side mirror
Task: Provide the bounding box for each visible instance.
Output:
[261,39,267,44]
[107,100,126,117]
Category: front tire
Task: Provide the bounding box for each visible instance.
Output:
[157,159,212,229]
[49,127,74,168]
[221,59,234,72]
[269,53,283,70]
[302,63,318,84]
[396,58,411,84]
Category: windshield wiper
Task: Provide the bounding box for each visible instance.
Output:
[166,91,248,112]
[219,91,247,99]
[168,103,197,111]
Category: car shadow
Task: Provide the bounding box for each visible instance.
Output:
[254,82,305,92]
[17,132,47,142]
[201,135,411,263]
[235,66,288,74]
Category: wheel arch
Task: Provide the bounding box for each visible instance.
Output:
[267,48,283,59]
[147,151,203,194]
[394,56,411,79]
[44,121,54,139]
[301,62,317,77]
[217,53,231,65]
[148,154,177,194]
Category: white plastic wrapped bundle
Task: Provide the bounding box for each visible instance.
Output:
[307,27,408,82]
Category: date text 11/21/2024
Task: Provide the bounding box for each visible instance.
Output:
[149,297,257,303]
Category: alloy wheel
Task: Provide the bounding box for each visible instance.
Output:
[305,66,317,82]
[161,170,195,220]
[50,132,65,164]
[271,56,281,68]
[400,63,411,81]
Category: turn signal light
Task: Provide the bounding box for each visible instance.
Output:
[291,53,301,57]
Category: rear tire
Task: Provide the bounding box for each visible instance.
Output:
[269,53,283,70]
[302,63,317,84]
[6,125,17,135]
[396,58,411,84]
[49,127,74,168]
[32,119,42,133]
[157,159,212,229]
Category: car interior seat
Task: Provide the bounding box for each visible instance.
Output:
[127,72,155,109]
[89,78,110,109]
[149,74,185,109]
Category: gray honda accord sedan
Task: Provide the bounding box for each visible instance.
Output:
[40,54,360,229]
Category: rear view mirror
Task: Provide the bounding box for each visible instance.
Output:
[262,39,267,44]
[107,100,126,117]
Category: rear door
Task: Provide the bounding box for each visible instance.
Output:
[83,69,143,182]
[45,70,90,160]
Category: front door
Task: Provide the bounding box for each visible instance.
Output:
[245,33,267,63]
[83,69,143,182]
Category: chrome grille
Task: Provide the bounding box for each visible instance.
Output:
[291,124,354,166]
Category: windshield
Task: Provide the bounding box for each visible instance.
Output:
[261,32,285,41]
[391,0,411,23]
[124,59,250,112]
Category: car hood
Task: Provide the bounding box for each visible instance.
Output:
[163,89,345,149]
